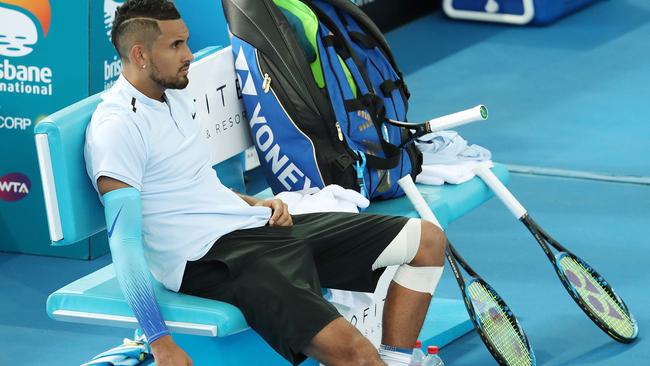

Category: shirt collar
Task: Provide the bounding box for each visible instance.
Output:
[116,74,167,109]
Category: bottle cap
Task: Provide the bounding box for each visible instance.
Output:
[427,345,439,354]
[415,340,422,348]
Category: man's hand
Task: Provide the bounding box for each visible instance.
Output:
[256,198,293,227]
[150,335,193,366]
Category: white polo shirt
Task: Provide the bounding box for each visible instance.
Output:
[85,75,271,292]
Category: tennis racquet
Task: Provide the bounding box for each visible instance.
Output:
[398,175,536,366]
[387,105,488,141]
[473,164,639,343]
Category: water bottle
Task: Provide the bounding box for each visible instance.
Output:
[409,340,425,366]
[422,345,444,366]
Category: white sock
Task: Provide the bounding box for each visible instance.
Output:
[379,344,412,366]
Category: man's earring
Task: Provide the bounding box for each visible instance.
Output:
[142,64,147,69]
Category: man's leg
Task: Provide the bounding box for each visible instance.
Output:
[381,220,446,347]
[235,253,389,366]
[304,317,386,366]
[180,224,387,366]
[284,213,446,365]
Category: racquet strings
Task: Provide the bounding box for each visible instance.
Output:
[559,256,636,339]
[467,281,533,366]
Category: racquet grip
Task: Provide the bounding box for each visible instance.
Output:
[473,163,528,219]
[397,175,443,229]
[425,105,488,132]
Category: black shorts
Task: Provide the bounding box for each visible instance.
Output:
[179,212,408,365]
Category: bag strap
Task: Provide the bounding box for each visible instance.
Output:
[311,1,414,172]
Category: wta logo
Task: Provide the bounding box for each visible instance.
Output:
[0,173,31,202]
[0,0,51,57]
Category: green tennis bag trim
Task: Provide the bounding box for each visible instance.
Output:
[273,0,357,97]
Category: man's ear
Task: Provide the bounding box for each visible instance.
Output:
[129,44,149,69]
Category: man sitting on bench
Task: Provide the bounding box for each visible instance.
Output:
[86,1,446,365]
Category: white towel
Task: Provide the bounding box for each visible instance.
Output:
[274,184,369,215]
[415,173,445,186]
[418,161,495,185]
[415,131,492,185]
[416,130,492,165]
[81,332,150,366]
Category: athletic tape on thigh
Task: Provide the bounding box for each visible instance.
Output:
[372,218,421,270]
[393,264,443,295]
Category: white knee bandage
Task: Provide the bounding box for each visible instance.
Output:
[372,218,444,295]
[372,219,421,270]
[393,264,443,295]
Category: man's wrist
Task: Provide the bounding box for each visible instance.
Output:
[237,193,261,206]
[150,334,173,350]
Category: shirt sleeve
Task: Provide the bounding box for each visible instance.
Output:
[85,112,148,191]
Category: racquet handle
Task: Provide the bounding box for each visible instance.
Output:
[473,163,528,219]
[426,104,488,132]
[397,175,443,229]
[388,105,488,132]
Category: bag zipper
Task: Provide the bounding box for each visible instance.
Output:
[262,73,272,93]
[335,121,344,141]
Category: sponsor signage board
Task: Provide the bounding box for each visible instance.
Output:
[0,0,124,258]
[0,0,232,257]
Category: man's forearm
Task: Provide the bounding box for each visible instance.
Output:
[237,193,262,206]
[103,187,170,343]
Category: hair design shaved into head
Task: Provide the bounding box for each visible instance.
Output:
[110,0,181,61]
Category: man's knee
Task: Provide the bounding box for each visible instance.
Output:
[411,220,446,267]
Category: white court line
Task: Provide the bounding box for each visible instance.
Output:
[507,164,650,186]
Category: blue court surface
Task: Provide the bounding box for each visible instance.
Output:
[388,0,650,179]
[438,174,650,365]
[1,0,649,365]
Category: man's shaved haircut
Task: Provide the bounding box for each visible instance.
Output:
[111,0,181,61]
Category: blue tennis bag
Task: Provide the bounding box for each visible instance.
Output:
[222,0,422,200]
